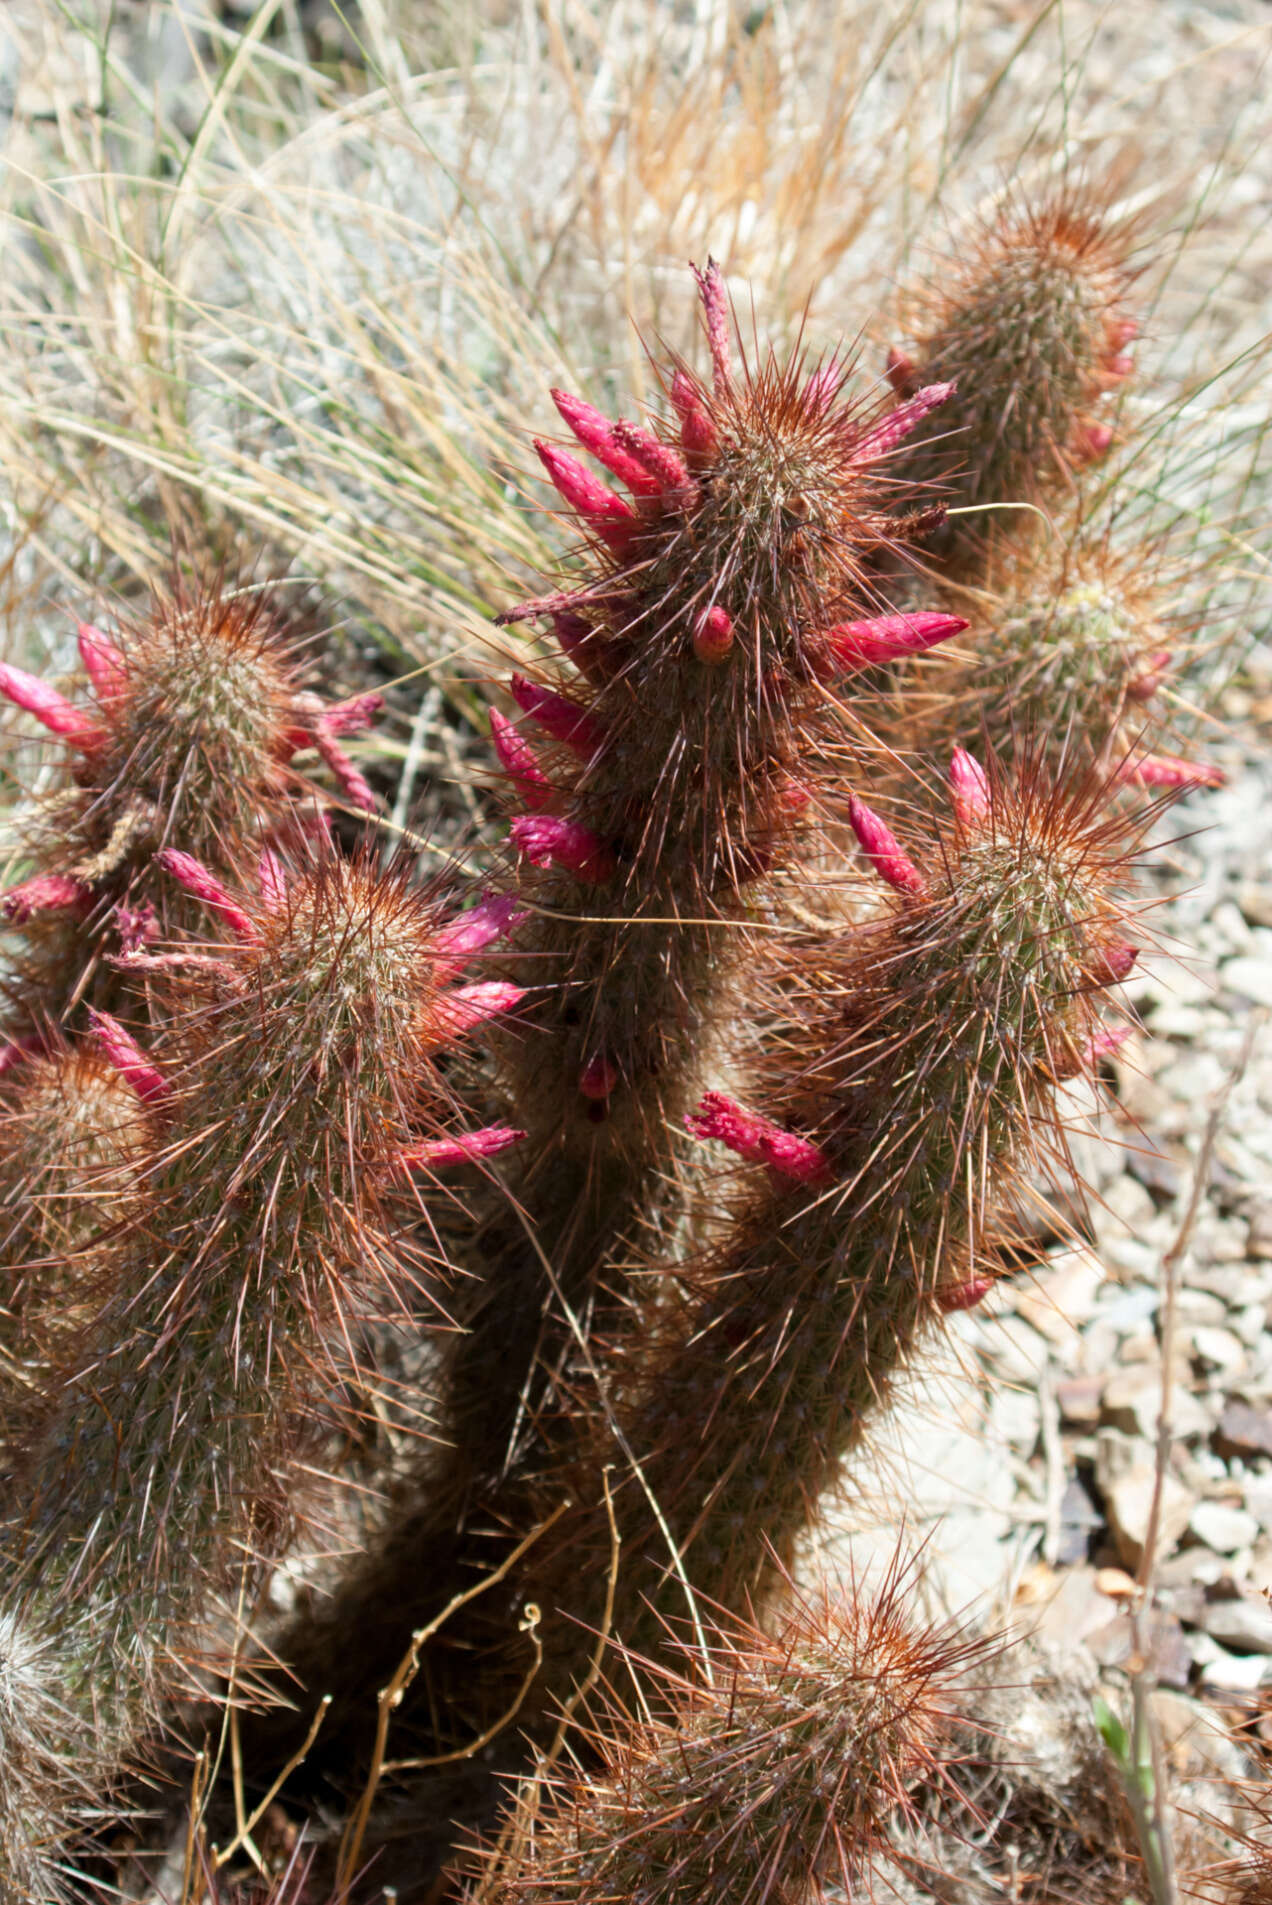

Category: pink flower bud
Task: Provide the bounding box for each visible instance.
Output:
[87,1008,170,1103]
[691,259,733,394]
[949,748,991,826]
[852,382,956,463]
[257,851,289,913]
[1,874,92,923]
[77,623,128,703]
[114,902,158,954]
[579,1053,618,1101]
[431,892,524,980]
[692,604,735,665]
[1115,751,1225,791]
[552,612,618,687]
[847,796,927,898]
[0,662,106,752]
[937,1275,994,1314]
[685,1090,830,1185]
[491,709,554,810]
[818,611,966,673]
[320,691,384,736]
[669,370,718,461]
[1071,420,1113,464]
[611,419,693,496]
[1085,942,1138,987]
[509,675,607,761]
[156,850,260,942]
[1107,318,1138,350]
[434,982,525,1041]
[312,729,378,812]
[391,1124,525,1172]
[510,815,616,884]
[534,441,639,553]
[551,389,662,498]
[1126,651,1173,702]
[884,347,917,396]
[1104,354,1134,380]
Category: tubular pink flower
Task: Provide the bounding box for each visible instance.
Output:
[692,605,735,665]
[87,1008,170,1104]
[431,892,524,980]
[937,1274,994,1314]
[491,709,554,811]
[0,662,106,752]
[949,748,991,826]
[611,420,693,496]
[156,850,260,942]
[691,259,733,394]
[685,1090,830,1185]
[434,982,526,1041]
[1,874,92,923]
[391,1124,525,1172]
[1114,751,1225,791]
[818,611,966,672]
[1126,651,1173,702]
[311,729,378,812]
[77,623,128,702]
[257,851,289,914]
[321,691,384,736]
[510,675,607,761]
[579,1053,618,1101]
[852,382,955,464]
[510,814,616,884]
[847,797,927,898]
[669,370,718,460]
[551,390,662,499]
[534,442,638,554]
[884,346,918,396]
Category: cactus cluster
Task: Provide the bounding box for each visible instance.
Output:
[0,181,1238,1905]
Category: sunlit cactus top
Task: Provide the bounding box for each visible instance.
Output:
[0,577,384,1014]
[889,187,1138,571]
[496,261,965,903]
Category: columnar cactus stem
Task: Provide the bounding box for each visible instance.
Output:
[0,578,384,1026]
[886,188,1138,577]
[0,850,521,1896]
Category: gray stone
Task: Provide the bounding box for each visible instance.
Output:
[1189,1500,1261,1554]
[1248,1204,1272,1262]
[1016,1248,1104,1342]
[1101,1367,1211,1441]
[1192,1635,1270,1691]
[1214,1401,1272,1462]
[1105,1465,1192,1569]
[1242,1477,1272,1533]
[1189,1326,1247,1375]
[1200,1595,1272,1654]
[1057,1375,1105,1427]
[1220,957,1272,1008]
[988,1314,1051,1383]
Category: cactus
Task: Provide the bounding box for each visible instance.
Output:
[888,534,1226,792]
[886,187,1138,577]
[0,578,383,1027]
[0,848,523,1897]
[473,1578,984,1905]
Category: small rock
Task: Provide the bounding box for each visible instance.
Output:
[1029,1566,1121,1650]
[1220,956,1272,1008]
[1190,1326,1247,1376]
[1105,1466,1192,1569]
[1247,1204,1272,1262]
[1056,1479,1101,1565]
[1156,1050,1228,1101]
[1057,1375,1105,1427]
[1233,1303,1269,1350]
[990,1386,1040,1449]
[988,1315,1051,1383]
[1243,1476,1272,1533]
[1101,1367,1211,1441]
[1200,1594,1272,1654]
[1214,1401,1272,1462]
[1189,1500,1261,1554]
[1126,1140,1184,1202]
[1016,1247,1104,1342]
[1192,1635,1270,1692]
[1096,1567,1138,1599]
[1176,1291,1230,1329]
[1094,1285,1159,1333]
[1096,1428,1150,1493]
[1156,1545,1231,1590]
